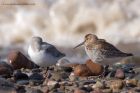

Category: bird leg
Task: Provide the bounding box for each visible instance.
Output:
[97,65,109,78]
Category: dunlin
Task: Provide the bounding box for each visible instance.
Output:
[28,36,65,67]
[74,34,133,64]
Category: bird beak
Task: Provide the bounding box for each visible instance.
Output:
[74,41,85,49]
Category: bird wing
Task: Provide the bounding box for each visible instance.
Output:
[96,40,129,58]
[42,42,65,58]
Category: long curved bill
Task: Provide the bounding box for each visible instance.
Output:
[74,41,85,49]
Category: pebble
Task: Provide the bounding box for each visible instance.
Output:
[91,89,104,93]
[17,80,29,85]
[74,64,92,76]
[8,50,37,69]
[30,89,43,93]
[109,80,124,92]
[74,88,86,93]
[92,81,105,89]
[102,89,112,93]
[29,73,44,86]
[47,80,60,91]
[80,86,93,92]
[50,71,69,81]
[13,70,28,81]
[86,59,104,76]
[69,72,79,81]
[115,69,125,79]
[0,78,16,92]
[125,79,138,87]
[0,62,13,78]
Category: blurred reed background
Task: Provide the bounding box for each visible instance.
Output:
[0,0,140,63]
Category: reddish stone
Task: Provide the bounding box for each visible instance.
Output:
[8,50,36,69]
[86,59,104,76]
[74,64,93,76]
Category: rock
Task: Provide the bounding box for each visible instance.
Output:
[109,80,124,92]
[106,70,116,78]
[86,59,104,76]
[74,88,86,93]
[13,70,29,85]
[125,79,138,87]
[47,80,60,91]
[29,73,43,81]
[15,85,26,93]
[0,78,16,93]
[115,69,125,79]
[74,64,92,76]
[81,80,96,85]
[32,68,42,73]
[13,70,29,81]
[0,62,13,78]
[17,80,29,85]
[134,87,140,92]
[80,86,93,92]
[8,50,37,69]
[59,66,73,73]
[92,81,105,89]
[91,89,104,93]
[50,71,69,81]
[30,89,43,93]
[29,73,44,86]
[69,72,79,81]
[102,89,112,93]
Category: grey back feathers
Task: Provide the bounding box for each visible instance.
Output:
[41,42,65,58]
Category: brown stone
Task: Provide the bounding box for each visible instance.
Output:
[73,59,104,77]
[8,50,36,69]
[74,88,86,93]
[74,64,92,76]
[109,80,124,92]
[86,59,104,76]
[125,79,138,87]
